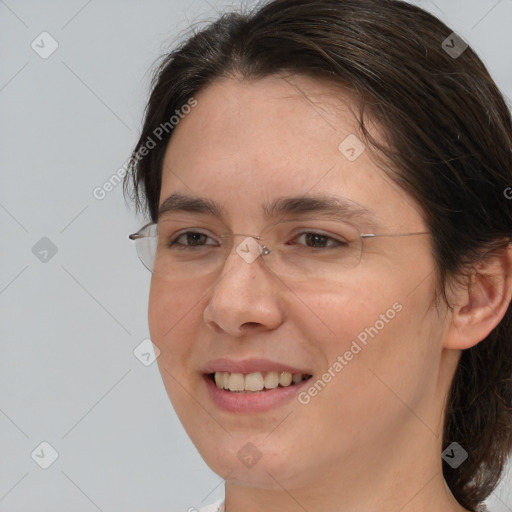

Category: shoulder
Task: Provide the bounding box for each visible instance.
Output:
[195,500,224,512]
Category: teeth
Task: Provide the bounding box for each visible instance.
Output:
[228,372,244,392]
[213,371,309,392]
[245,372,264,391]
[264,371,279,389]
[279,371,293,386]
[292,373,303,384]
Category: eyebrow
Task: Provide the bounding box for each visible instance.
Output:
[158,192,381,228]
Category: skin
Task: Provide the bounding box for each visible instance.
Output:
[148,74,512,512]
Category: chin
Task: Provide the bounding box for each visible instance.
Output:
[192,432,308,489]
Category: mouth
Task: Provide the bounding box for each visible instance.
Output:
[202,358,314,412]
[207,371,313,393]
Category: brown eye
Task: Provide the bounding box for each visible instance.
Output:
[184,232,208,246]
[304,233,330,248]
[168,231,217,248]
[293,232,347,249]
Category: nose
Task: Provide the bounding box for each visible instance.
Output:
[202,236,285,337]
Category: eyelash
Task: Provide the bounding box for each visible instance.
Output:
[166,230,347,250]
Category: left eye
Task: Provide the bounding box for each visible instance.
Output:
[167,231,218,248]
[293,232,347,249]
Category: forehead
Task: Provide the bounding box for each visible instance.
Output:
[159,75,425,230]
[166,74,360,163]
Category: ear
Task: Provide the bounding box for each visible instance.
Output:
[444,243,512,350]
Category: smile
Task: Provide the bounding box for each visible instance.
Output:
[211,371,312,392]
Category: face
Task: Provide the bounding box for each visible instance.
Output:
[148,75,453,492]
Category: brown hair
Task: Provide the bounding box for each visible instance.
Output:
[123,0,512,509]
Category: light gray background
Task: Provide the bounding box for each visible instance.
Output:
[1,0,511,511]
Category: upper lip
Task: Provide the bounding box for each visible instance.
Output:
[202,358,312,375]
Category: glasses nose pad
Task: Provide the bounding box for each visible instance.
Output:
[232,235,270,265]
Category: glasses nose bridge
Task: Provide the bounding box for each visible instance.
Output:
[220,232,271,257]
[217,233,272,276]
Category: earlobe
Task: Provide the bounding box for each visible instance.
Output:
[444,244,512,350]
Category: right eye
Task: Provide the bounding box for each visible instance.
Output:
[166,231,219,249]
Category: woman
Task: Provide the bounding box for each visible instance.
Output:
[124,0,512,510]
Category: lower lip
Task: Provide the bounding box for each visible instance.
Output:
[204,374,311,413]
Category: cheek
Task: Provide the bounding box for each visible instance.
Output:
[148,279,203,422]
[303,271,440,396]
[148,278,199,369]
[299,276,399,348]
[148,279,170,340]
